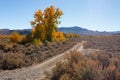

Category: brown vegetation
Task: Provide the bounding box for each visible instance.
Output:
[0,39,78,70]
[82,36,120,55]
[9,32,24,43]
[1,52,25,69]
[44,50,120,80]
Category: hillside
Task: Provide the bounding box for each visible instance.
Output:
[0,29,31,35]
[59,26,117,35]
[0,26,120,35]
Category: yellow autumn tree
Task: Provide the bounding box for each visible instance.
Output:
[10,32,23,43]
[53,32,66,42]
[31,5,63,42]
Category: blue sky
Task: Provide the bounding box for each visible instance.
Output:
[0,0,120,31]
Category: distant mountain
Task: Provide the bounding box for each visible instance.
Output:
[0,29,31,35]
[0,26,120,36]
[0,29,10,35]
[113,31,120,35]
[58,26,119,36]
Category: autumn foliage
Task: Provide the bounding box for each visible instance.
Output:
[53,32,66,42]
[64,33,82,39]
[31,5,65,42]
[0,6,66,45]
[0,39,77,70]
[9,32,24,43]
[0,34,9,39]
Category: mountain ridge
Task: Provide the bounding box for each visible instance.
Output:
[58,26,119,35]
[0,26,119,35]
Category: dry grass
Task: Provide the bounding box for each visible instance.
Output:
[0,39,78,70]
[44,50,120,80]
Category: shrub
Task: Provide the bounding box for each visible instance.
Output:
[53,32,66,42]
[2,52,25,69]
[64,33,82,39]
[32,38,42,45]
[0,38,78,70]
[89,52,110,69]
[0,52,4,68]
[19,33,33,44]
[9,32,24,43]
[45,50,103,80]
[44,50,120,80]
[116,71,120,80]
[60,74,70,80]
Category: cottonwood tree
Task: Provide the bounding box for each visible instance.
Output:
[31,5,63,42]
